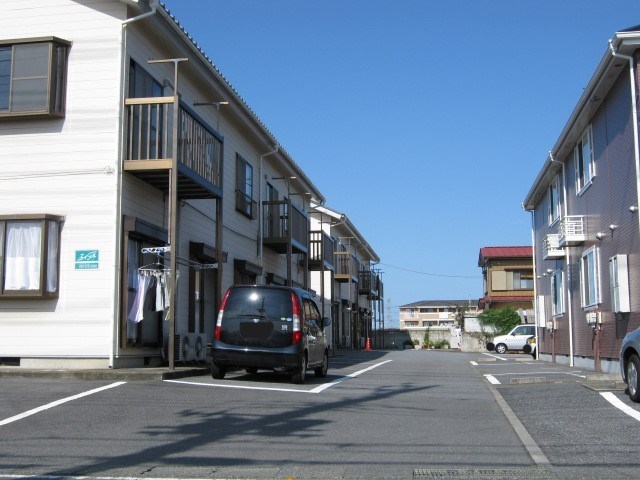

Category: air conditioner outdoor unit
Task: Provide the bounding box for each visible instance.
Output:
[174,333,196,363]
[193,334,207,363]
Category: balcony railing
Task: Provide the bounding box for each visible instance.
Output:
[309,230,335,271]
[124,96,222,199]
[335,251,360,283]
[262,200,309,254]
[359,271,380,298]
[558,215,586,246]
[542,233,564,260]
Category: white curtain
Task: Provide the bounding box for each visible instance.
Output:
[5,221,42,290]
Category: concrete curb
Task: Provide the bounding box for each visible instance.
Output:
[0,366,209,381]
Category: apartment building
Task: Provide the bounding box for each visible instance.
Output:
[0,0,380,368]
[523,25,640,373]
[309,205,383,350]
[399,300,479,346]
[478,246,535,322]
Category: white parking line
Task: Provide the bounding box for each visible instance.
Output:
[165,360,393,394]
[600,392,640,422]
[0,382,126,427]
[482,353,508,361]
[484,374,501,385]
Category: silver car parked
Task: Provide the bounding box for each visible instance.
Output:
[620,328,640,402]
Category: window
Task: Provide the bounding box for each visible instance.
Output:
[491,270,534,291]
[575,126,594,194]
[0,215,63,298]
[235,154,255,218]
[548,175,561,225]
[609,254,630,313]
[0,38,69,118]
[551,269,564,316]
[580,246,600,308]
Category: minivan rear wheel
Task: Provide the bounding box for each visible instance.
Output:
[211,363,226,380]
[315,350,328,378]
[292,353,307,384]
[627,354,640,402]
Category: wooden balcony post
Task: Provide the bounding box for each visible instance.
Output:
[149,57,188,371]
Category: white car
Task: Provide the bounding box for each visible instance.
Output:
[488,324,536,354]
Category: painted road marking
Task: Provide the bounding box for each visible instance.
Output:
[165,360,393,393]
[600,392,640,422]
[0,382,126,427]
[484,374,501,385]
[482,353,508,361]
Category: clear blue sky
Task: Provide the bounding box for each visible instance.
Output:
[162,0,640,326]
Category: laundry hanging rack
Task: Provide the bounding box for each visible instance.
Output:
[140,246,218,271]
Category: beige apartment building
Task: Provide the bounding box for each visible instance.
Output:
[399,300,480,346]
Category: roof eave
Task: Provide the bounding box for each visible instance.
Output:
[523,30,640,210]
[147,3,325,204]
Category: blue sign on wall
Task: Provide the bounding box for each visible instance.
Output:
[75,250,99,270]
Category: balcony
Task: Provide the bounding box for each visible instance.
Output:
[542,234,564,260]
[309,230,335,271]
[558,215,586,246]
[359,271,381,298]
[124,96,222,200]
[334,251,360,283]
[262,200,309,254]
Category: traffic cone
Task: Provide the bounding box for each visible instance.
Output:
[365,337,371,351]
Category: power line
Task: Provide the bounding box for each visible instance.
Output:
[378,262,479,279]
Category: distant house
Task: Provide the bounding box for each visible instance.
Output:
[399,300,479,345]
[523,25,640,373]
[478,246,534,322]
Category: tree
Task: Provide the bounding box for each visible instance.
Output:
[477,307,521,335]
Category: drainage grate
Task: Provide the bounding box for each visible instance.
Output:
[414,468,556,479]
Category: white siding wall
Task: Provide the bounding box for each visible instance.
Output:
[0,0,126,360]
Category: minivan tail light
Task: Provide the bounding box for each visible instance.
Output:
[215,289,232,341]
[291,292,302,344]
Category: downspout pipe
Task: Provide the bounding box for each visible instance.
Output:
[529,208,539,360]
[258,145,279,280]
[550,151,574,366]
[122,1,158,27]
[111,1,158,368]
[610,41,640,268]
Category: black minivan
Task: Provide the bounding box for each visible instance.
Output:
[210,285,332,383]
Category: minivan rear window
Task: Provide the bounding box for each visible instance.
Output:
[221,288,294,348]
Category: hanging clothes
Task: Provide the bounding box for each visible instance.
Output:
[155,272,167,311]
[144,274,157,311]
[128,273,151,323]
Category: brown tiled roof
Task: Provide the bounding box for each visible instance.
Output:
[478,246,532,266]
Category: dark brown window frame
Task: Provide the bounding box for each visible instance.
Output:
[0,214,64,299]
[0,37,70,120]
[235,154,255,219]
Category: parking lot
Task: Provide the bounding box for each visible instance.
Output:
[2,350,640,480]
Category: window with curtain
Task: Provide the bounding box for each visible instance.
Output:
[0,215,63,298]
[0,38,69,118]
[575,125,594,194]
[581,246,600,308]
[551,269,564,316]
[548,175,561,225]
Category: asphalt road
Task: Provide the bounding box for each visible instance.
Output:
[0,350,639,480]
